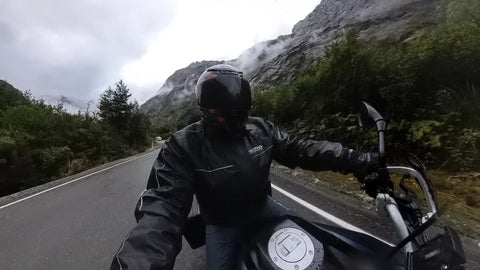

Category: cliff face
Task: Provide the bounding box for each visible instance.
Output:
[140,0,441,127]
[140,60,223,127]
[246,0,441,89]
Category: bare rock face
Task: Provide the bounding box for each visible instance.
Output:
[140,60,223,127]
[141,0,441,127]
[247,0,441,90]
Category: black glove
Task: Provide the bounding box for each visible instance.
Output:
[362,172,381,198]
[362,170,395,198]
[347,151,380,183]
[347,151,397,198]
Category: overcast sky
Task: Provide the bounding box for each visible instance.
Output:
[0,0,320,107]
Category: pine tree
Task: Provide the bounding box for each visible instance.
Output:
[98,80,135,131]
[98,80,150,151]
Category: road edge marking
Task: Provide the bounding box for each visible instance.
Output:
[272,184,394,246]
[0,151,155,210]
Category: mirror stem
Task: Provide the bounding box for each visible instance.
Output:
[378,130,386,166]
[376,119,387,166]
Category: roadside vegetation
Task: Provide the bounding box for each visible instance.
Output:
[0,80,151,197]
[252,0,480,236]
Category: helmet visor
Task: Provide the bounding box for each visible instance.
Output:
[200,108,249,131]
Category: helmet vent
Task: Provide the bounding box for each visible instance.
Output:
[207,68,243,77]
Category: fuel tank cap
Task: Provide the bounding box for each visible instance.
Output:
[267,227,316,270]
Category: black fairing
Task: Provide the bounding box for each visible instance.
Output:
[242,215,403,270]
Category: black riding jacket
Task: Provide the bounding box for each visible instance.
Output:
[112,117,359,270]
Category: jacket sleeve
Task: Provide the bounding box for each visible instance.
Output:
[111,138,194,270]
[267,120,353,173]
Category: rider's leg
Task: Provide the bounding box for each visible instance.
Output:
[205,224,243,270]
[205,198,295,269]
[259,196,297,219]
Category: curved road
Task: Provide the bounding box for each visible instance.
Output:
[0,150,478,269]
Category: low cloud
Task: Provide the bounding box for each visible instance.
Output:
[234,37,290,75]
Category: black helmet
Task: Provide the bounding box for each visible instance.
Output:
[195,64,252,131]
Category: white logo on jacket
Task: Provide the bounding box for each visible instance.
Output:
[248,145,264,155]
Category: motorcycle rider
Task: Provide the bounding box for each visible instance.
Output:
[111,64,379,270]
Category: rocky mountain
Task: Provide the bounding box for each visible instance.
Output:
[140,0,441,128]
[140,60,224,128]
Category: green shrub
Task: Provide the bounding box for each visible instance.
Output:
[35,146,74,176]
[252,0,480,172]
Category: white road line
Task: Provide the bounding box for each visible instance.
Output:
[0,152,155,210]
[272,184,394,246]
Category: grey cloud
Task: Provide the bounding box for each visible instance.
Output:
[0,0,178,100]
[234,38,289,74]
[0,22,15,43]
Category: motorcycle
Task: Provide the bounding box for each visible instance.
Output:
[184,102,466,270]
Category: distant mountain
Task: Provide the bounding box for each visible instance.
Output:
[40,95,93,114]
[140,60,224,128]
[140,0,441,128]
[1,79,93,114]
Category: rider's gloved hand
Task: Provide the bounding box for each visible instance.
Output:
[361,171,395,198]
[362,172,381,198]
[347,150,380,184]
[347,150,396,198]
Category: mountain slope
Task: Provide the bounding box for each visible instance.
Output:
[0,80,28,111]
[140,60,223,128]
[140,0,441,128]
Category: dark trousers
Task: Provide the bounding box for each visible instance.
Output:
[205,197,292,270]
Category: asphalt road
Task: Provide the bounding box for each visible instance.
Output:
[0,151,155,270]
[0,150,478,269]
